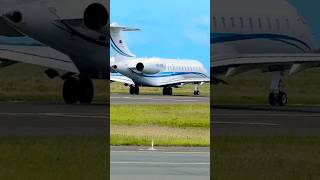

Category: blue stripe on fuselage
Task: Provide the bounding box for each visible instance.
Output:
[0,36,43,46]
[211,33,311,51]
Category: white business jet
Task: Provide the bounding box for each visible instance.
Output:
[110,23,209,96]
[0,0,109,103]
[212,0,320,106]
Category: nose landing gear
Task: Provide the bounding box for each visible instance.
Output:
[268,71,287,106]
[193,83,200,96]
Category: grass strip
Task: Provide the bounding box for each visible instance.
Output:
[0,136,108,180]
[212,136,320,180]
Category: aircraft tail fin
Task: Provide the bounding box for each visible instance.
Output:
[110,23,140,58]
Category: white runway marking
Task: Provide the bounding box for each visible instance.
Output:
[175,100,199,102]
[111,161,210,165]
[111,97,153,100]
[215,113,320,117]
[111,151,209,154]
[213,121,280,126]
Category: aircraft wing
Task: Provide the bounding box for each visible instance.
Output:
[0,16,78,72]
[110,73,134,85]
[0,44,79,73]
[213,53,320,76]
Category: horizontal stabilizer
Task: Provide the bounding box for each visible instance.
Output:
[110,23,140,31]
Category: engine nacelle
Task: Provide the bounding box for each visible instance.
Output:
[5,11,23,23]
[136,62,160,74]
[84,3,109,30]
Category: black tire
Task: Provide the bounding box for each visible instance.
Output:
[130,86,135,95]
[277,91,288,106]
[194,91,200,96]
[134,86,140,95]
[268,93,277,106]
[63,77,79,104]
[163,87,168,95]
[168,87,172,96]
[78,78,94,104]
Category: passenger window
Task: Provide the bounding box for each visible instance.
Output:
[230,17,235,28]
[248,18,253,29]
[285,18,290,30]
[266,18,271,29]
[276,18,280,30]
[258,18,262,29]
[239,17,244,29]
[221,17,226,28]
[213,16,217,28]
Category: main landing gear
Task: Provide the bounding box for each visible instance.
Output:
[63,76,94,104]
[163,87,173,96]
[268,71,287,106]
[162,84,201,96]
[129,85,140,95]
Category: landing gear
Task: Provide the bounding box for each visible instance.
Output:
[163,87,173,96]
[193,84,200,96]
[129,85,139,95]
[277,91,288,106]
[63,76,94,104]
[268,71,287,106]
[78,77,94,104]
[63,77,79,104]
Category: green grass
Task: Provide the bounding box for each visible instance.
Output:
[111,104,210,128]
[212,136,320,180]
[111,134,209,147]
[110,104,210,146]
[0,136,108,180]
[111,82,210,96]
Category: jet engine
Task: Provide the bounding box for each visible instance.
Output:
[136,62,160,74]
[84,3,109,30]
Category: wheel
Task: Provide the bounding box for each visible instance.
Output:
[78,78,94,104]
[130,86,135,95]
[194,90,200,96]
[268,93,277,106]
[134,86,140,95]
[168,87,172,96]
[277,91,287,106]
[163,87,168,95]
[63,77,79,104]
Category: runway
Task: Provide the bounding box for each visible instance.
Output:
[111,94,210,104]
[0,102,107,136]
[111,146,210,180]
[212,105,320,136]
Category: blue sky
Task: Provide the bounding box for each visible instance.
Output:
[111,0,210,71]
[289,0,320,46]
